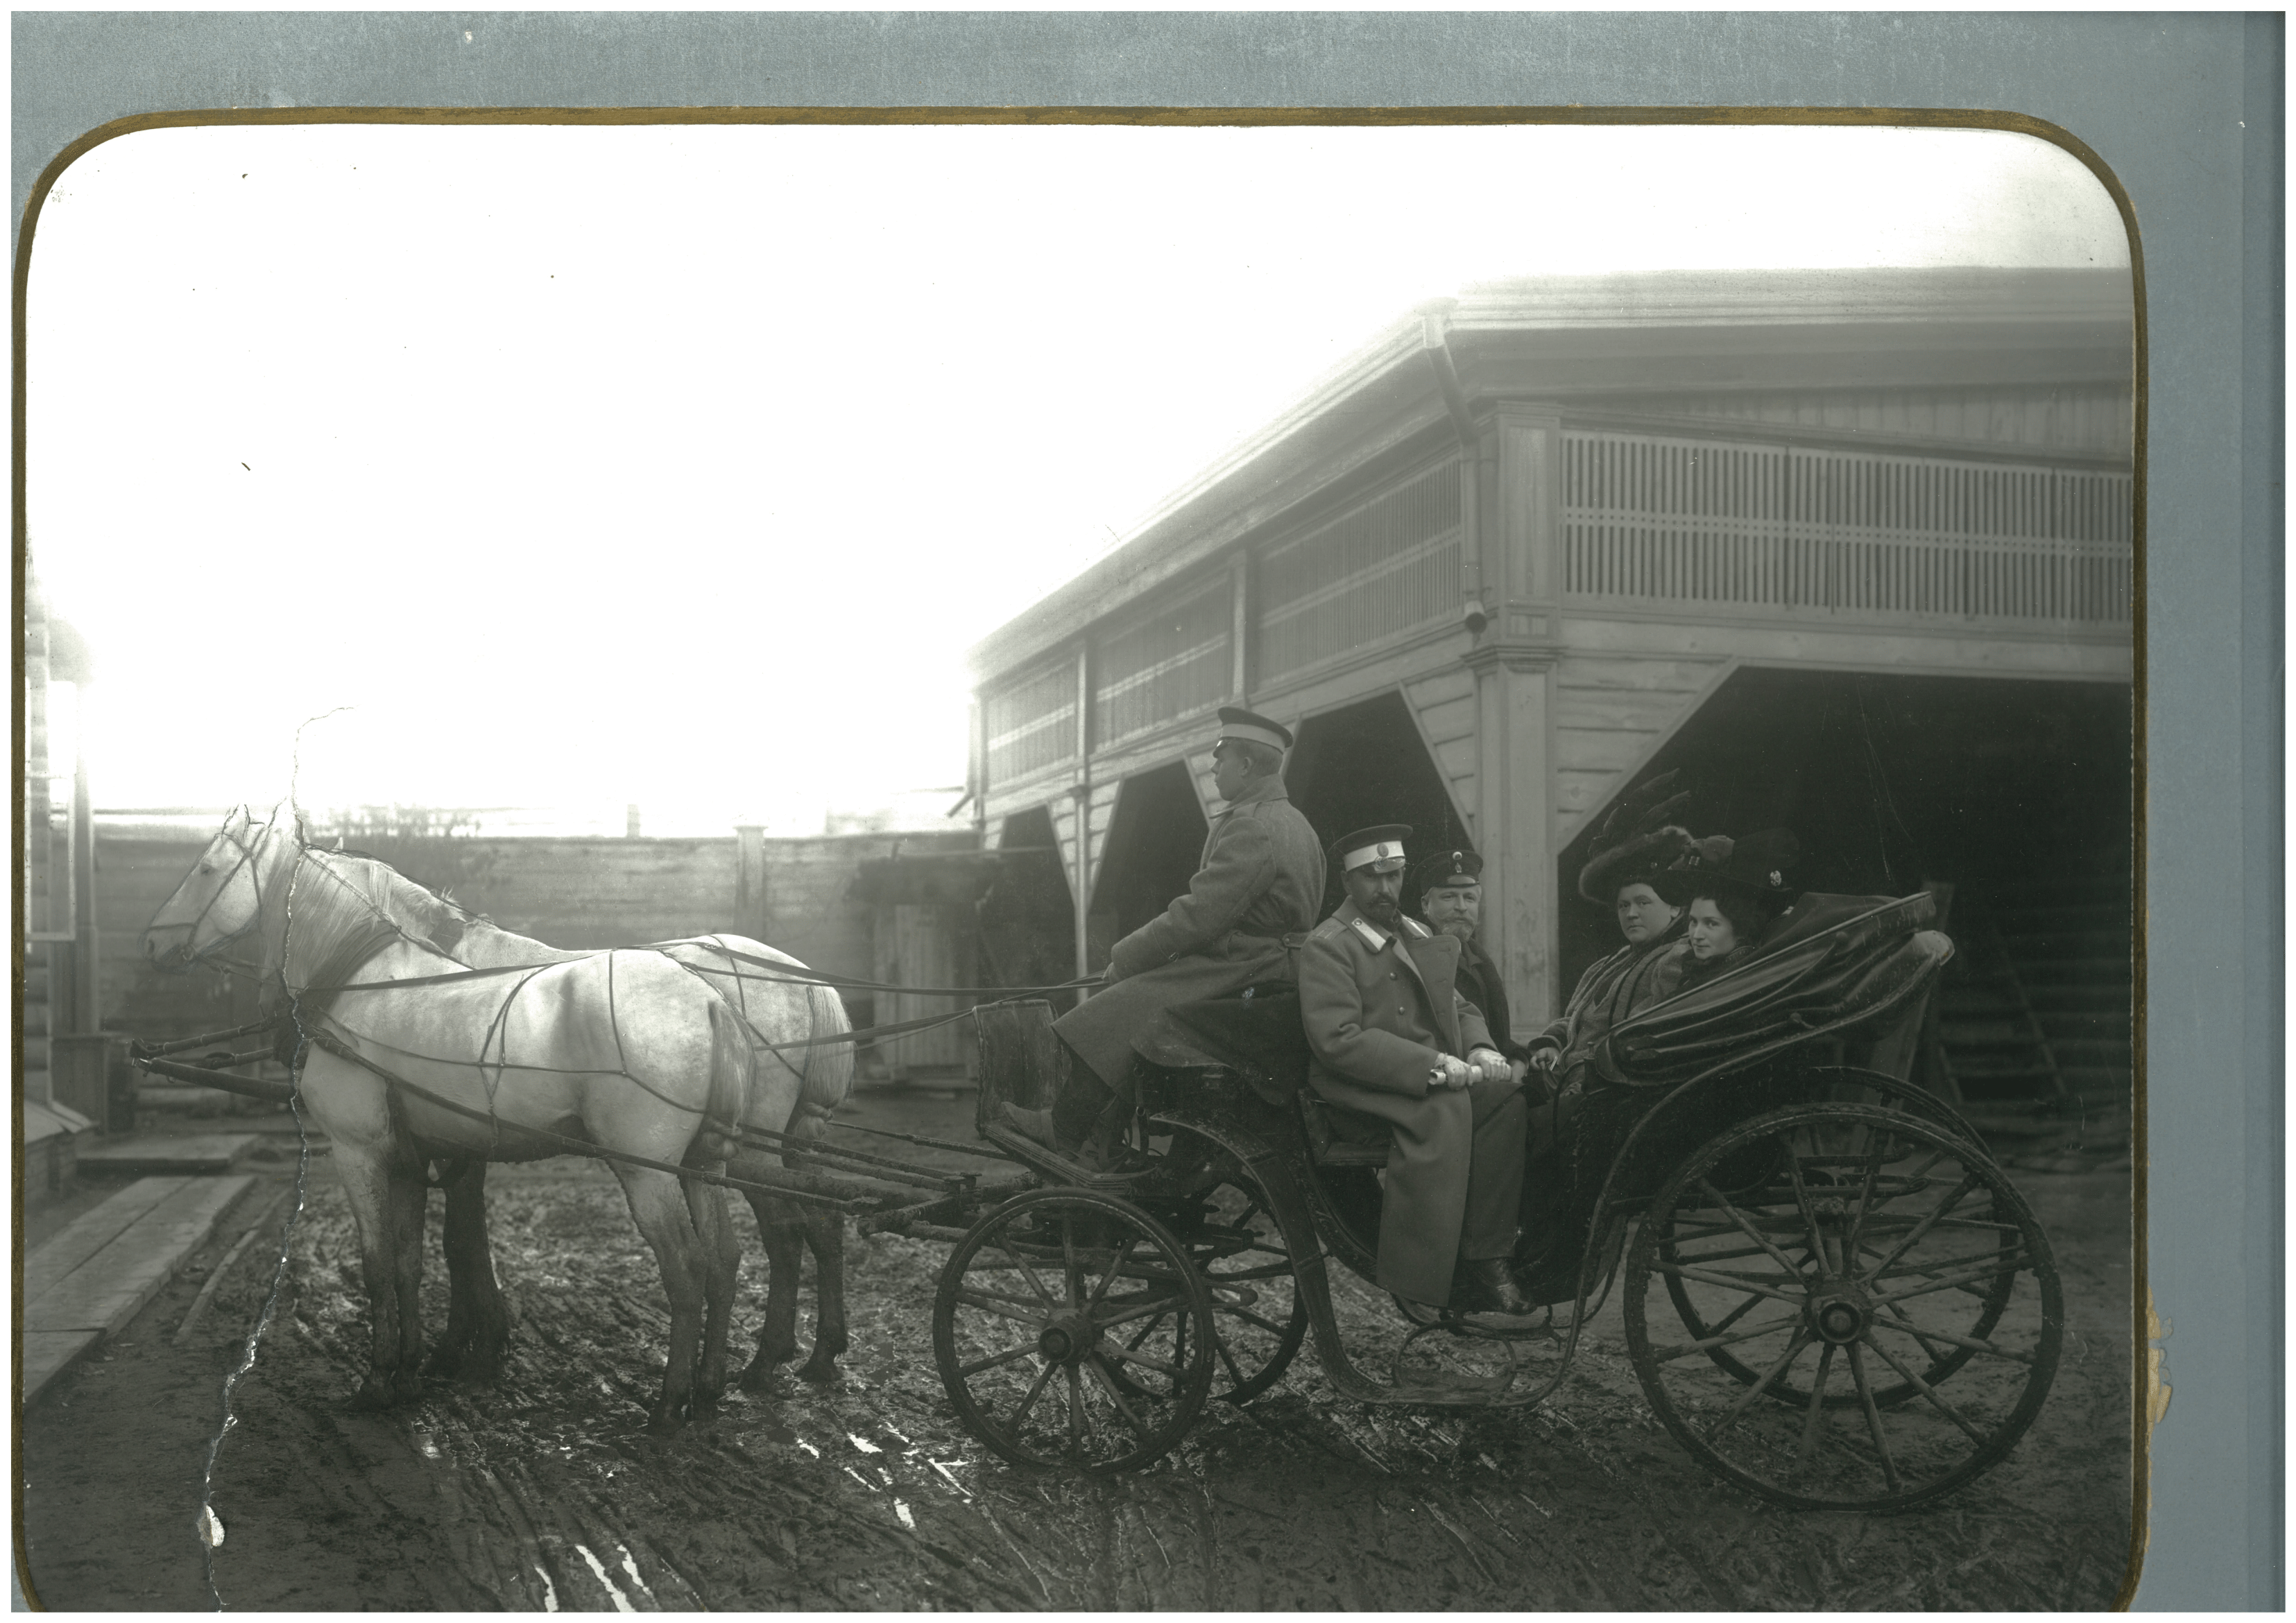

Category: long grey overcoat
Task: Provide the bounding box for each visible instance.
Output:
[1300,900,1523,1305]
[1052,775,1325,1090]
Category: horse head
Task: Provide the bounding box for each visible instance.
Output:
[142,804,290,972]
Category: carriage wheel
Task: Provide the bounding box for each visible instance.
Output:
[1622,1103,2062,1511]
[1172,1158,1309,1403]
[932,1188,1217,1473]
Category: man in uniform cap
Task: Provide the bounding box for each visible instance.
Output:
[1009,706,1326,1167]
[1411,847,1540,1092]
[1299,824,1530,1314]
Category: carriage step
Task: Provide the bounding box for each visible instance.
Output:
[978,1122,1158,1191]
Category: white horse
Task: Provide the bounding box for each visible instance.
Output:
[142,806,835,1431]
[427,911,857,1390]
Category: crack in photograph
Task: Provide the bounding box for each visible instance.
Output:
[19,114,2136,1610]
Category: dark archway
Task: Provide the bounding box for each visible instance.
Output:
[1089,762,1212,968]
[977,805,1077,1008]
[1556,669,2134,1119]
[1286,690,1468,916]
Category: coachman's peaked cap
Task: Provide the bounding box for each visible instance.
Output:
[1215,707,1294,752]
[1412,848,1482,895]
[1333,823,1412,875]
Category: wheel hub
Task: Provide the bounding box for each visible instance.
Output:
[1807,1287,1871,1346]
[1036,1311,1098,1364]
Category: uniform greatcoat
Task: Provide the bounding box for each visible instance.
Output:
[1052,775,1325,1091]
[1299,900,1526,1306]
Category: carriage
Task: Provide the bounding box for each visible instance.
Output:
[138,814,2057,1514]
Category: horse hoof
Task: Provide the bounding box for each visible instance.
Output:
[351,1378,400,1411]
[645,1409,686,1438]
[738,1361,786,1395]
[796,1359,841,1386]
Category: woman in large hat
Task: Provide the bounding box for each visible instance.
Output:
[1651,827,1803,993]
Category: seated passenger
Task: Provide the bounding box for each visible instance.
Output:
[1653,827,1804,991]
[1526,771,1712,1081]
[1410,846,1541,1095]
[1299,824,1530,1314]
[1006,706,1326,1169]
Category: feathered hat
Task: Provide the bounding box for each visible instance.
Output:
[1653,827,1801,907]
[1577,771,1697,902]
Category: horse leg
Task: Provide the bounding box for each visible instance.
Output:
[739,1193,805,1392]
[612,1167,710,1434]
[429,1158,509,1384]
[384,1150,431,1404]
[330,1135,426,1409]
[685,1174,738,1419]
[796,1206,850,1385]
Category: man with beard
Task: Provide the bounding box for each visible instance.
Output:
[1412,848,1542,1101]
[1299,825,1530,1314]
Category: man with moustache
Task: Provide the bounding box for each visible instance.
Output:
[1299,825,1530,1314]
[1412,847,1541,1099]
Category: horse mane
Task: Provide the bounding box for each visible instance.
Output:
[292,845,471,966]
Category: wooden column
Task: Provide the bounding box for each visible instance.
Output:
[1462,405,1566,1031]
[733,824,768,939]
[1070,642,1093,986]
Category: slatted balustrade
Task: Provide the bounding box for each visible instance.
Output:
[1256,458,1464,680]
[984,660,1077,784]
[1564,432,2132,628]
[1092,577,1233,748]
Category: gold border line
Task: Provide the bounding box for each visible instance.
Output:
[12,101,2148,1613]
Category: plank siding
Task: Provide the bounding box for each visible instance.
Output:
[1403,667,1482,839]
[1552,655,1730,841]
[1582,384,2134,457]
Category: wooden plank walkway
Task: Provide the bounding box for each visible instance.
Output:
[22,1176,255,1405]
[76,1133,257,1176]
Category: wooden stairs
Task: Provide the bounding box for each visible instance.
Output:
[1925,866,2134,1151]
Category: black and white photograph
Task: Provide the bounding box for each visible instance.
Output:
[20,104,2145,1610]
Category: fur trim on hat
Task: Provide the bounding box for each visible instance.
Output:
[1579,824,1695,902]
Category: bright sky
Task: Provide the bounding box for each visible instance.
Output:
[27,122,2125,835]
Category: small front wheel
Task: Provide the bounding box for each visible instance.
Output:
[1623,1103,2062,1511]
[932,1187,1217,1473]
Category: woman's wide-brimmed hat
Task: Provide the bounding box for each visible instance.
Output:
[1578,771,1695,902]
[1653,827,1802,907]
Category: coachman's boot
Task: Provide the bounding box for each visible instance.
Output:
[1461,1257,1532,1316]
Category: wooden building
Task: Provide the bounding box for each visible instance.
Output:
[963,268,2135,1111]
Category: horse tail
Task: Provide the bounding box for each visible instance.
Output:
[701,994,755,1165]
[792,981,855,1131]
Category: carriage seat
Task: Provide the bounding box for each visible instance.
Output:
[1298,1093,1393,1167]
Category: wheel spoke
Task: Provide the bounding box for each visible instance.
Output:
[993,1237,1061,1309]
[1646,1313,1804,1364]
[1086,1236,1138,1312]
[1846,1344,1901,1493]
[1063,1219,1083,1308]
[1654,1260,1807,1305]
[1860,1330,1992,1446]
[1097,1292,1192,1331]
[1872,1298,1958,1366]
[1794,1344,1837,1468]
[1781,1139,1830,1263]
[1086,1355,1153,1434]
[953,1288,1052,1325]
[959,1341,1043,1377]
[1862,1244,2030,1285]
[1844,1136,1889,1259]
[1866,1171,1981,1278]
[1215,1337,1247,1389]
[1215,1301,1288,1337]
[1708,1328,1813,1440]
[1065,1364,1085,1452]
[1695,1178,1813,1278]
[1869,1255,2031,1307]
[1008,1356,1058,1429]
[1862,1316,2034,1365]
[1099,1341,1188,1380]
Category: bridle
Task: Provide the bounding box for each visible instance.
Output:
[165,812,277,978]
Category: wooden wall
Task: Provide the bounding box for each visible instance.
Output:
[1577,384,2134,458]
[94,827,977,1042]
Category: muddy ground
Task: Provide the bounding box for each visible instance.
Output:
[21,1094,2136,1611]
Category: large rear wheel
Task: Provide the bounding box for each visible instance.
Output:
[932,1188,1217,1473]
[1622,1103,2062,1511]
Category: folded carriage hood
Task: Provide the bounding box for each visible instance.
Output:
[1595,892,1952,1090]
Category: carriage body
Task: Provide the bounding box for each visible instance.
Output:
[936,893,2064,1511]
